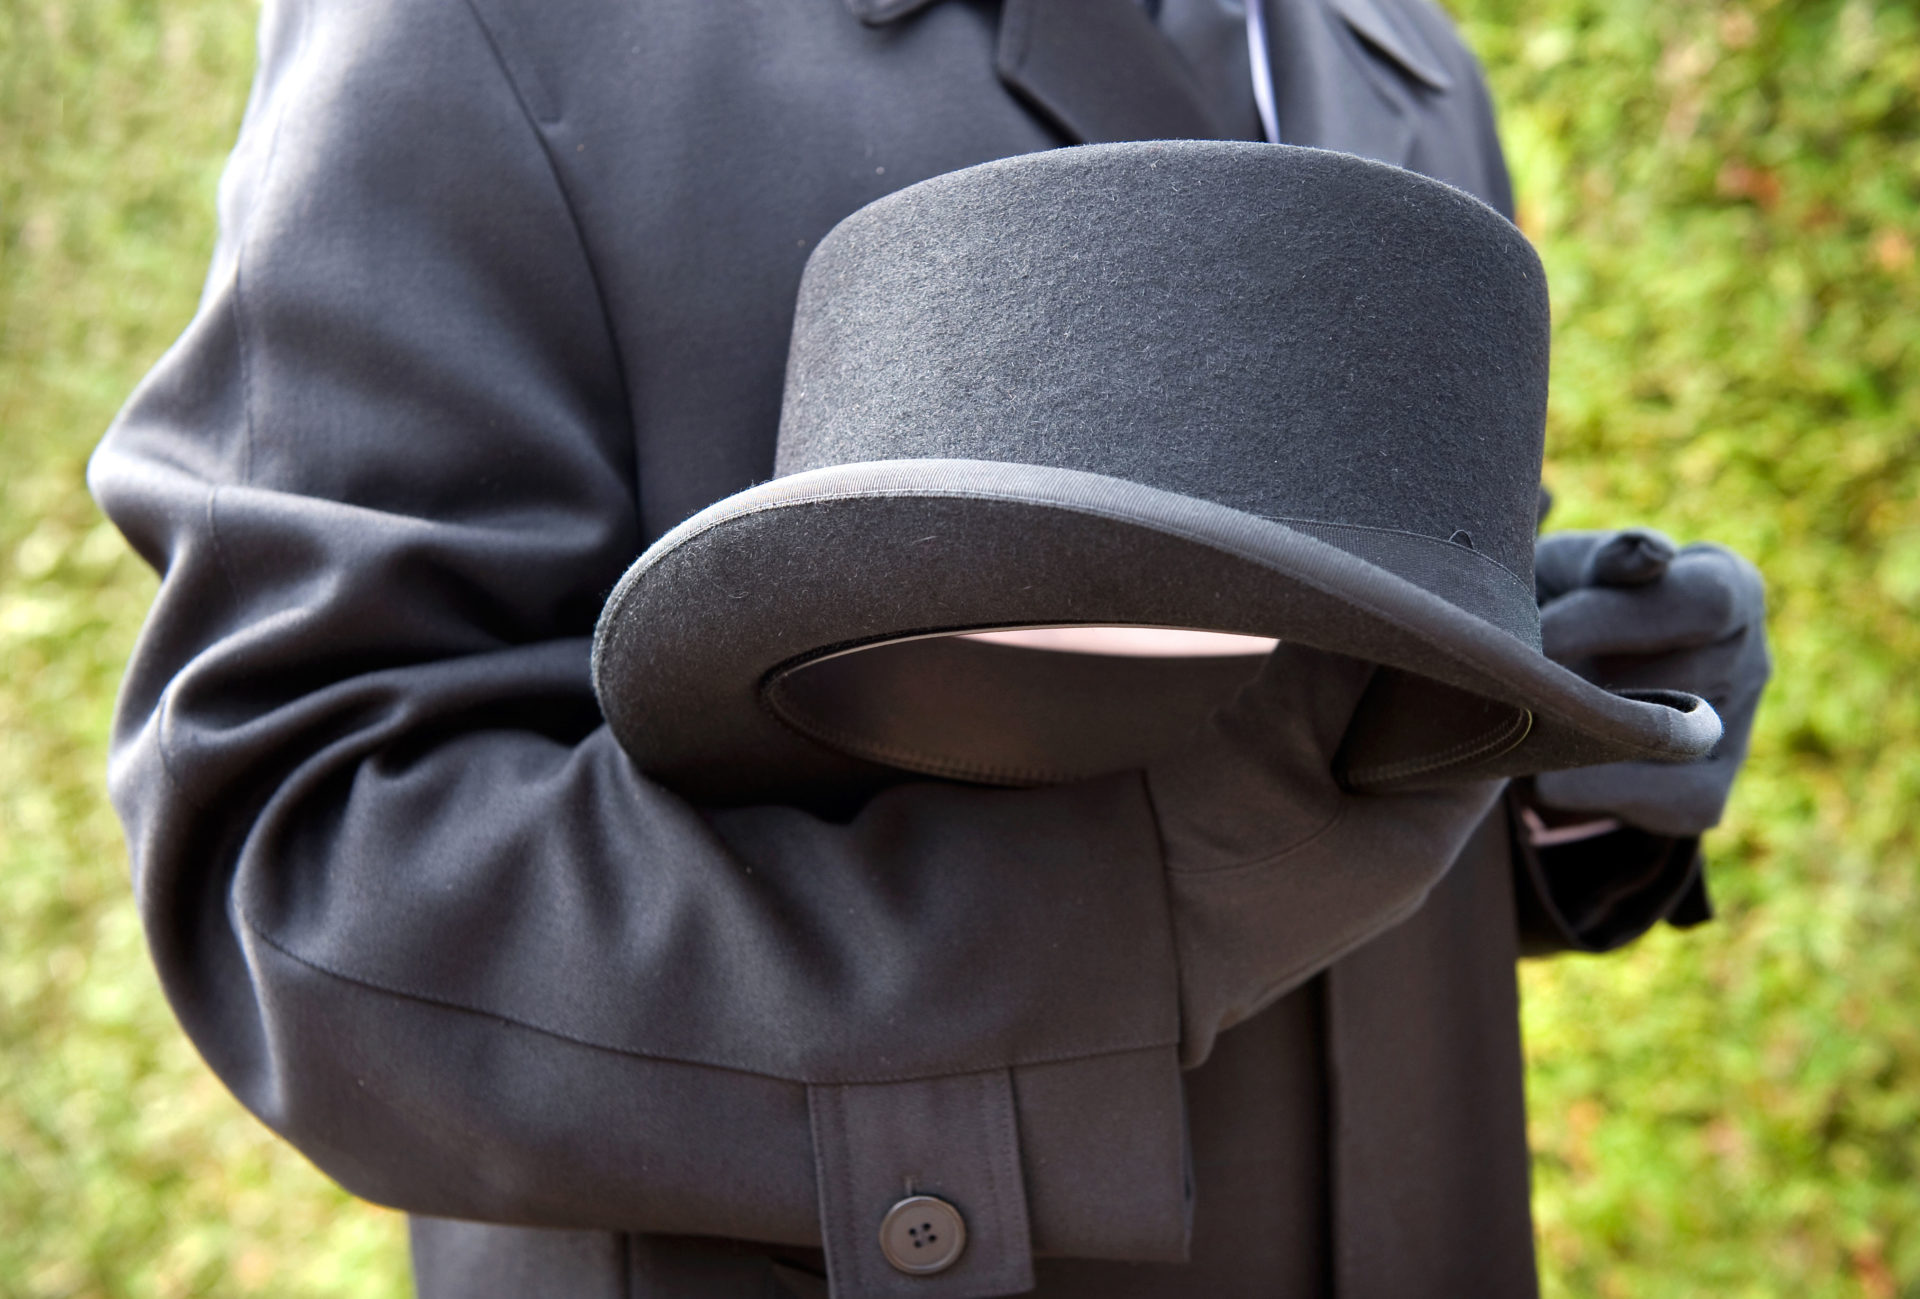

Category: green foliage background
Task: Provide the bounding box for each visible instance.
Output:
[1,0,1913,1294]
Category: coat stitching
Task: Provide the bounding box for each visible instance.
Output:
[242,906,1177,1086]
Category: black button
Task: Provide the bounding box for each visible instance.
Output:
[878,1195,966,1275]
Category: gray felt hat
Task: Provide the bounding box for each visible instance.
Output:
[593,142,1721,806]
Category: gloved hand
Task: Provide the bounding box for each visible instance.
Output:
[1531,528,1770,837]
[1144,644,1503,1068]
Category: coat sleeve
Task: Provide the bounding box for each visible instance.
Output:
[89,0,1189,1289]
[1507,791,1713,955]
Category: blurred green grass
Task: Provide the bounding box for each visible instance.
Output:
[0,0,1913,1295]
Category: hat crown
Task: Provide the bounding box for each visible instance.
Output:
[777,142,1548,594]
[593,144,1722,807]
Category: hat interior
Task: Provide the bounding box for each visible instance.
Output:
[763,624,1535,793]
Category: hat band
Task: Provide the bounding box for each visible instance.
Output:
[642,459,1540,645]
[1275,517,1537,648]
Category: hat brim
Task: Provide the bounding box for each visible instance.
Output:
[592,459,1720,806]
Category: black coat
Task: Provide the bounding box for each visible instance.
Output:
[91,0,1705,1295]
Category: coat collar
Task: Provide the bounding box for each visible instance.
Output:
[844,0,1436,164]
[842,0,945,22]
[1256,0,1420,166]
[1326,0,1452,91]
[994,0,1231,142]
[848,0,1227,142]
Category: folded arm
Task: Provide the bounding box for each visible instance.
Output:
[94,2,1193,1288]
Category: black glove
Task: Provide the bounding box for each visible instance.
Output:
[1532,529,1770,837]
[1145,645,1503,1067]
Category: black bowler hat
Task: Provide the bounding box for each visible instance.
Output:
[593,142,1719,805]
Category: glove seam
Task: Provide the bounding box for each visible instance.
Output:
[1161,802,1348,878]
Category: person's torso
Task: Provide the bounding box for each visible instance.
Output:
[464,0,1506,536]
[412,3,1528,1294]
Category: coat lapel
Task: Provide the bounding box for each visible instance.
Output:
[986,0,1438,160]
[1327,0,1453,91]
[994,0,1231,143]
[847,0,1431,162]
[841,0,945,23]
[1258,0,1416,166]
[843,0,1229,144]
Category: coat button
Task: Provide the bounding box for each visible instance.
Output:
[878,1195,966,1275]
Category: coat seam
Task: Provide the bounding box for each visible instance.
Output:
[457,0,639,485]
[1343,706,1532,785]
[1161,802,1349,878]
[158,485,243,811]
[177,0,307,801]
[241,905,1177,1085]
[144,483,235,814]
[806,1085,852,1295]
[227,0,306,492]
[983,1068,1018,1284]
[836,1089,859,1292]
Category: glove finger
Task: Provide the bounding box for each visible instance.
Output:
[1541,548,1765,661]
[1598,620,1770,709]
[1581,631,1750,701]
[1533,529,1611,602]
[1534,756,1735,837]
[1585,528,1677,587]
[1533,674,1760,837]
[1536,527,1679,599]
[1675,543,1767,621]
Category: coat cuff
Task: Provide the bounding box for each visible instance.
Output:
[1507,787,1710,956]
[808,1046,1187,1297]
[810,1071,1032,1298]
